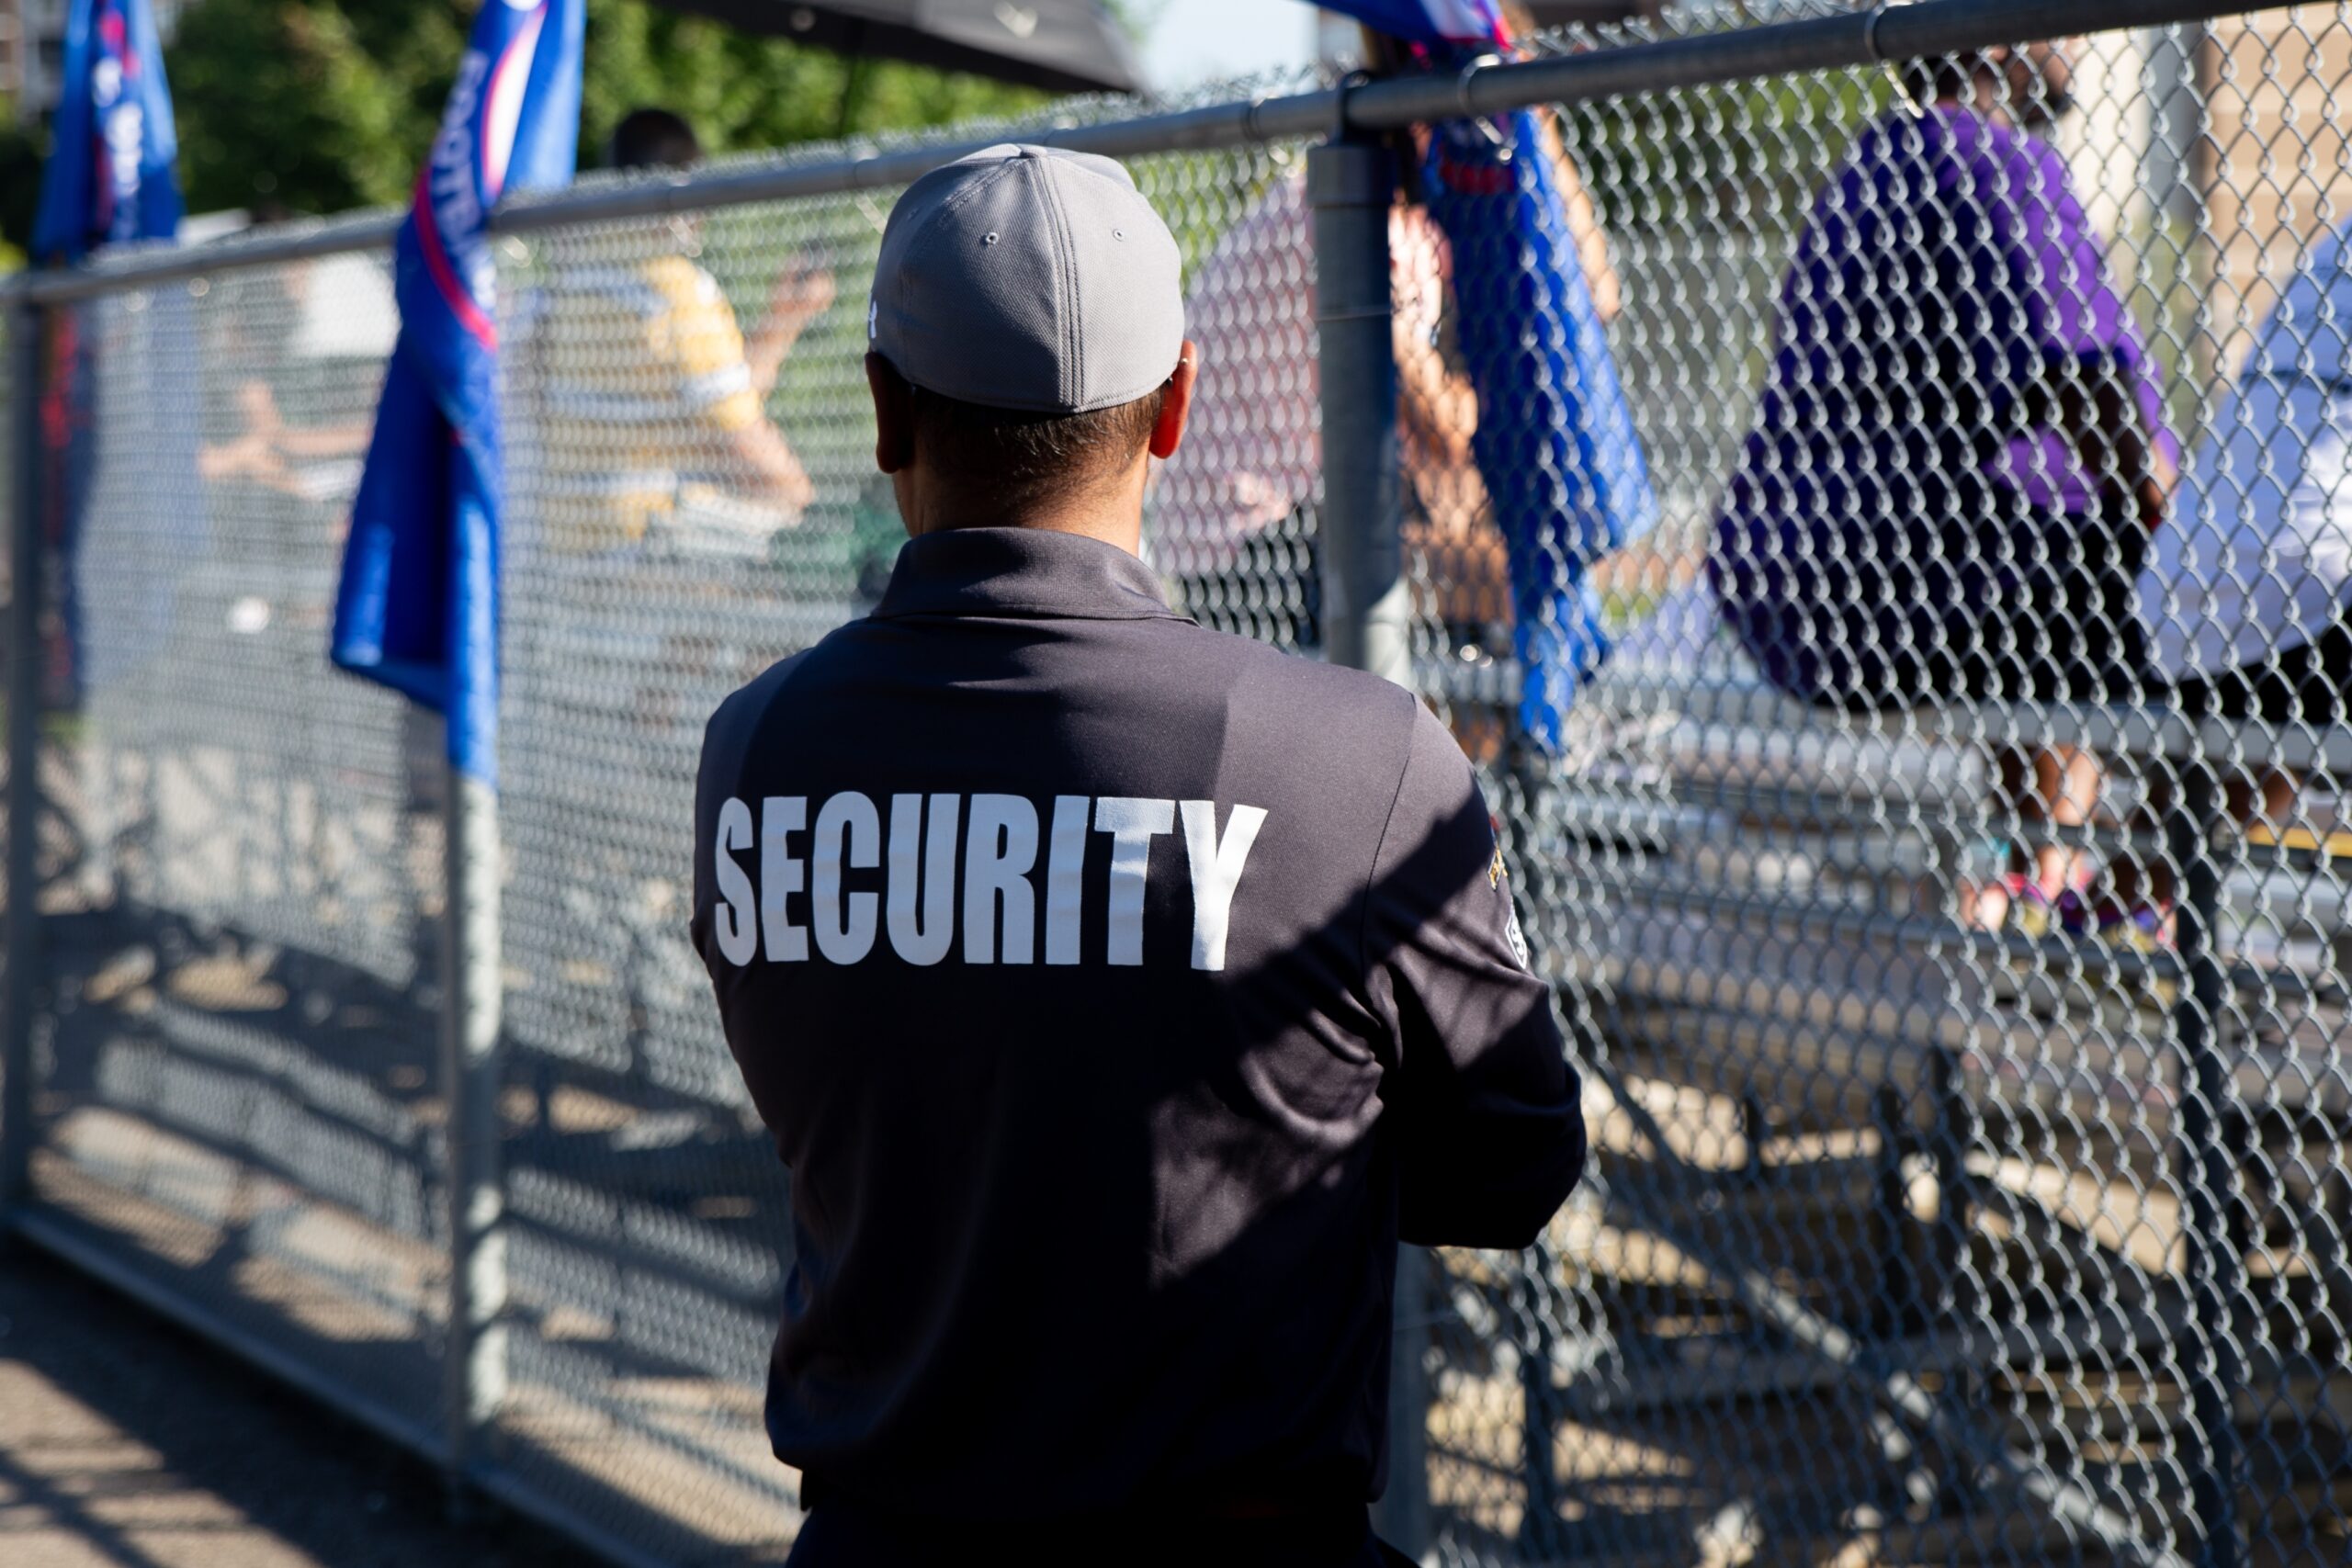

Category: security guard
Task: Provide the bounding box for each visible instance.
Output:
[694,144,1586,1568]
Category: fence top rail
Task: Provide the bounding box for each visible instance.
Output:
[0,0,2291,308]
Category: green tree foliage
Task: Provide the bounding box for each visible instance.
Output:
[166,0,462,215]
[163,0,1049,220]
[1562,72,1891,236]
[0,96,40,269]
[576,4,1047,170]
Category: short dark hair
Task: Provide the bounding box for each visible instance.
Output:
[907,379,1169,515]
[609,107,703,172]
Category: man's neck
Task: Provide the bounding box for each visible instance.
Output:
[910,514,1143,556]
[898,465,1149,556]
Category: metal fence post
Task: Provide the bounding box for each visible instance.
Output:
[1310,127,1431,1558]
[1,298,46,1221]
[1311,129,1410,691]
[442,760,507,1491]
[2166,759,2243,1568]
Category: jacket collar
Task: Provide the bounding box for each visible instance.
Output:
[872,527,1186,624]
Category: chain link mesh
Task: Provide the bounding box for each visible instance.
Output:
[19,249,452,1442]
[13,7,2352,1565]
[1399,9,2352,1566]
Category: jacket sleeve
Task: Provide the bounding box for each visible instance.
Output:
[689,653,809,977]
[1365,703,1585,1248]
[689,693,729,976]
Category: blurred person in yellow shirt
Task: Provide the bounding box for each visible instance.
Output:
[531,107,833,554]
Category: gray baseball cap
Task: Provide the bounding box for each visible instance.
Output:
[868,144,1185,415]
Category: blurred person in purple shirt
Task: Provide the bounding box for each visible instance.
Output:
[1711,39,2178,931]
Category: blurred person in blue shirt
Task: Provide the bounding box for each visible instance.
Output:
[2105,220,2352,928]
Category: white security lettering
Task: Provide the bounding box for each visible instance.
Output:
[1093,798,1174,967]
[812,792,880,964]
[734,790,1266,969]
[964,795,1040,964]
[761,797,808,963]
[1179,801,1268,973]
[713,797,759,967]
[887,794,961,965]
[1045,795,1090,965]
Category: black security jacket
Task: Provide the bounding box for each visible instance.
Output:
[692,526,1584,1523]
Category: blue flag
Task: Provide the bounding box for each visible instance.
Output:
[1304,0,1658,753]
[1422,113,1658,753]
[30,0,182,264]
[29,0,181,711]
[333,0,585,788]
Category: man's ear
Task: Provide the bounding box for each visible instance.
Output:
[867,353,915,475]
[1148,339,1200,462]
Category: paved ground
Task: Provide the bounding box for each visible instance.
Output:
[0,1244,580,1568]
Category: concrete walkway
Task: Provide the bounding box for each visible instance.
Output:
[0,1246,576,1568]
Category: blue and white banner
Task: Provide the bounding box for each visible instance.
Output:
[332,0,584,787]
[1420,107,1659,754]
[31,0,182,264]
[30,0,182,710]
[1309,0,1659,754]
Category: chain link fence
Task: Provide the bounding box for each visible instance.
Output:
[8,3,2352,1564]
[5,237,456,1452]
